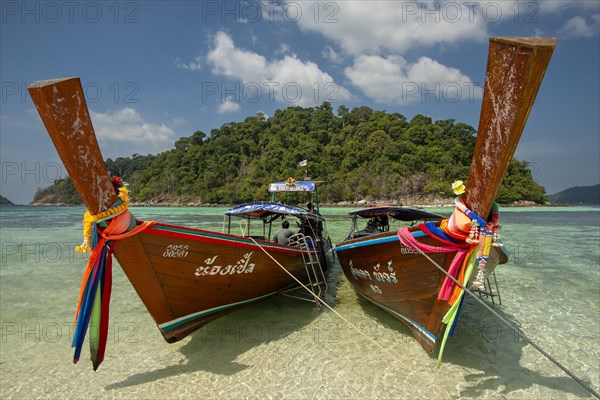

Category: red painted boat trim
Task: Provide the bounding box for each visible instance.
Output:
[143,222,304,255]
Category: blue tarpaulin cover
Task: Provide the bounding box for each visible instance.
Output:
[225,201,322,220]
[348,206,445,221]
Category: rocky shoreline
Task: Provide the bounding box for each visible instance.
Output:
[27,198,565,208]
[26,187,574,208]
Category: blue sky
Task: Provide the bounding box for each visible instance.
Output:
[1,1,599,204]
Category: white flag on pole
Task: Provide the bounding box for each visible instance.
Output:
[298,159,308,167]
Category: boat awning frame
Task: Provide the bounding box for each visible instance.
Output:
[225,201,323,222]
[348,206,445,222]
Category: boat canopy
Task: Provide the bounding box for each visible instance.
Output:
[225,201,322,221]
[348,206,444,222]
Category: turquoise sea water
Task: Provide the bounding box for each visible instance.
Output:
[0,205,598,399]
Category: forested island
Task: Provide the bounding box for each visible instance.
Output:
[548,184,600,204]
[0,195,14,205]
[32,103,547,206]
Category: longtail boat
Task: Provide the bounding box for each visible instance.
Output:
[334,37,557,358]
[27,79,330,370]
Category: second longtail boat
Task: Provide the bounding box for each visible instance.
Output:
[333,37,557,359]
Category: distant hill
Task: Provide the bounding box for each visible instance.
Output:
[0,195,14,205]
[29,177,82,205]
[549,184,600,204]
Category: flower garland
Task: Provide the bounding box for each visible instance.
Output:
[448,180,502,289]
[76,177,129,253]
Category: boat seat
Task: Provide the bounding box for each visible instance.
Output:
[245,235,266,240]
[353,229,382,238]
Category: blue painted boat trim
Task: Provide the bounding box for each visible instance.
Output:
[159,290,280,331]
[333,230,427,252]
[360,293,437,344]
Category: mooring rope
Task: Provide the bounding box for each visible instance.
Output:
[397,229,600,399]
[246,235,452,400]
[239,218,248,237]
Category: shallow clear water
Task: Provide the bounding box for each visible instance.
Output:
[1,205,598,399]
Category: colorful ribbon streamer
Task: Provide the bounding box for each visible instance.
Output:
[71,205,155,370]
[396,196,501,366]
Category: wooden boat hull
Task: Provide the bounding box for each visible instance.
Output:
[113,222,313,343]
[335,228,504,352]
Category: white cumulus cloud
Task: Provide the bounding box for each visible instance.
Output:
[537,0,600,14]
[174,55,202,71]
[217,97,241,114]
[291,0,598,56]
[207,31,351,106]
[90,108,176,155]
[345,55,482,105]
[279,1,491,106]
[558,15,600,37]
[291,0,488,56]
[322,45,343,64]
[207,31,268,82]
[275,43,290,54]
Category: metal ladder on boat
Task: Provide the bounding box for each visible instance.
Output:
[474,271,502,306]
[282,233,328,306]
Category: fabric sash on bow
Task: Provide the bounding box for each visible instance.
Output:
[71,208,155,370]
[397,223,471,301]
